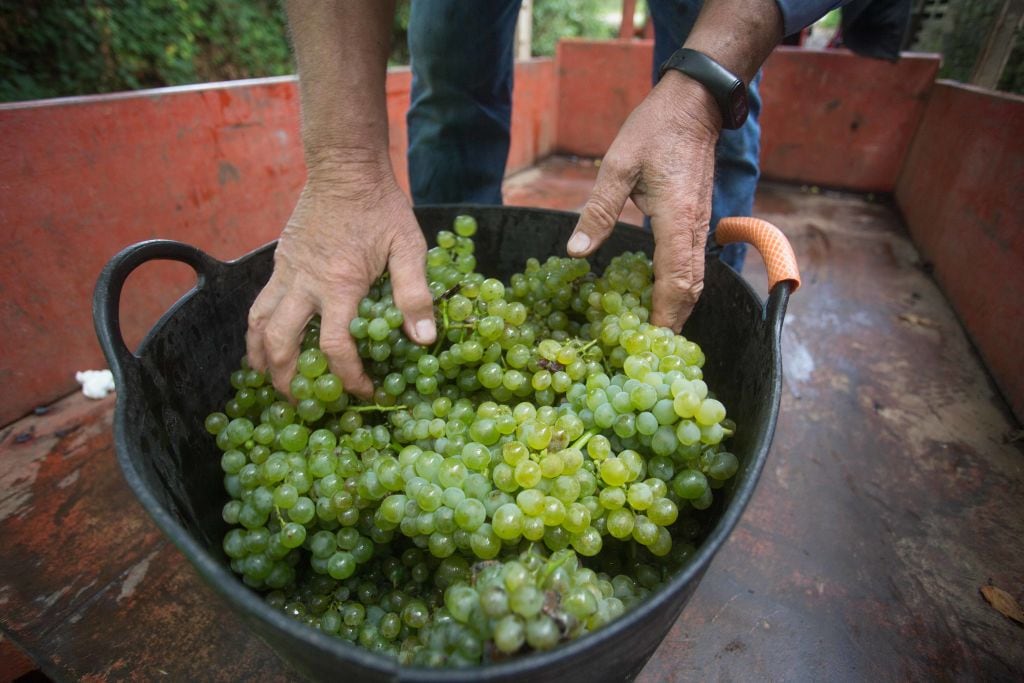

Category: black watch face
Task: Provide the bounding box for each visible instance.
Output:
[730,97,748,128]
[727,82,749,129]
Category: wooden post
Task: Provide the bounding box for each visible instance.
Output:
[516,0,533,61]
[619,0,636,39]
[970,0,1024,89]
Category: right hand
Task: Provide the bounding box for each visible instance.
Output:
[246,168,437,400]
[566,71,721,332]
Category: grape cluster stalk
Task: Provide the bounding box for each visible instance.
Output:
[206,215,739,666]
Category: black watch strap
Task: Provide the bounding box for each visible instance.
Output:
[658,48,749,130]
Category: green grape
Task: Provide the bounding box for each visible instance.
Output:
[454,214,477,237]
[281,522,306,548]
[626,482,654,511]
[493,615,525,654]
[273,483,299,509]
[221,449,246,474]
[477,363,503,389]
[648,497,679,526]
[599,458,629,487]
[328,551,356,580]
[492,503,524,540]
[629,384,658,411]
[454,498,486,531]
[509,585,544,618]
[673,389,701,419]
[707,451,739,480]
[700,423,725,445]
[570,526,603,556]
[205,412,228,435]
[515,488,545,516]
[297,348,328,378]
[514,460,543,489]
[676,420,701,446]
[672,469,709,500]
[279,424,309,452]
[696,398,726,426]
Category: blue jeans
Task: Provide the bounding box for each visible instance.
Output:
[407,0,760,272]
[407,0,522,204]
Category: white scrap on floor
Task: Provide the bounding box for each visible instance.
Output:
[75,369,115,399]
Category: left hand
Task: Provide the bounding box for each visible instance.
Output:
[566,71,722,331]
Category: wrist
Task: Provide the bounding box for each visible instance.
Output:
[304,143,393,191]
[658,48,748,130]
[655,70,724,138]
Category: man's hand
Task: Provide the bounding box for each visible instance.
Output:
[567,0,782,331]
[246,1,421,400]
[246,170,436,400]
[567,71,721,331]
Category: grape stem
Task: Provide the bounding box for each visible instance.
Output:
[433,300,450,355]
[348,404,408,413]
[539,548,573,584]
[571,430,596,451]
[578,338,599,353]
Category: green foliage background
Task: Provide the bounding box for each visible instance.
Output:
[0,0,293,102]
[1,0,624,103]
[3,0,1017,102]
[531,0,619,57]
[909,0,1022,94]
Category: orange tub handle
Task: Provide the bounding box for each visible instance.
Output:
[716,217,801,293]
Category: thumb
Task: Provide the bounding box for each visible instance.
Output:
[388,229,437,346]
[568,158,634,258]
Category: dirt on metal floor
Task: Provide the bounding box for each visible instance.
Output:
[1,158,1021,681]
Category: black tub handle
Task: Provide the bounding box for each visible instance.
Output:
[93,240,223,378]
[715,217,800,337]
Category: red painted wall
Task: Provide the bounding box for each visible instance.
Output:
[759,49,939,191]
[0,61,556,427]
[895,82,1024,421]
[0,77,305,428]
[555,38,655,158]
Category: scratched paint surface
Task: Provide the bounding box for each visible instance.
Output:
[1,167,1022,680]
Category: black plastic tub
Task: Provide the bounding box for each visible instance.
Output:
[94,206,795,682]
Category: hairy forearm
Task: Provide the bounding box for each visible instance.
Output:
[683,0,783,83]
[285,0,396,180]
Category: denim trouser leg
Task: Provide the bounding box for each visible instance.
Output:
[406,0,523,205]
[648,0,762,272]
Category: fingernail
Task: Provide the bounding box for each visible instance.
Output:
[415,318,436,344]
[567,231,591,255]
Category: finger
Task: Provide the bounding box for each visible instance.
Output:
[246,281,286,373]
[320,299,375,400]
[263,293,316,397]
[650,212,708,332]
[568,156,634,257]
[388,229,436,346]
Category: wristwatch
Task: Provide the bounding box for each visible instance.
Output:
[658,48,749,130]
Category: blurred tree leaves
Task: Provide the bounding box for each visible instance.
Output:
[909,0,1022,94]
[0,0,622,102]
[0,0,292,102]
[531,0,618,56]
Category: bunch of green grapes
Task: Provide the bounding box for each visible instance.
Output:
[204,214,737,666]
